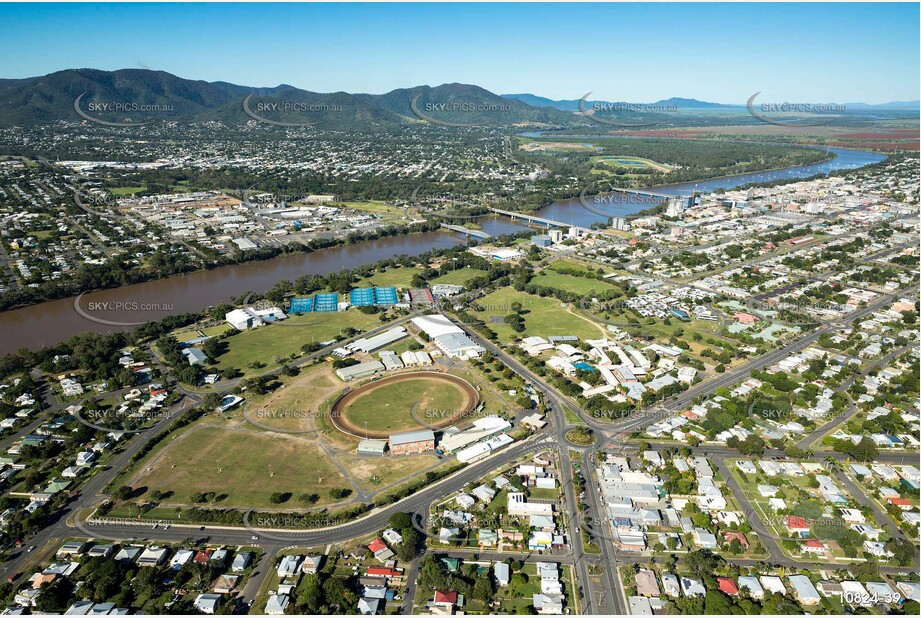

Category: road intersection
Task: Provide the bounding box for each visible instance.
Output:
[1,283,916,613]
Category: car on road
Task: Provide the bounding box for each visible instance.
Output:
[26,546,35,553]
[251,535,259,540]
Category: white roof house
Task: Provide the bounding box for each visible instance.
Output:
[788,575,821,605]
[494,561,510,586]
[265,594,289,615]
[760,575,786,596]
[680,577,706,597]
[738,576,764,599]
[193,594,222,614]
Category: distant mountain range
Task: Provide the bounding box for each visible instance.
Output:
[502,94,735,111]
[0,68,916,129]
[837,100,920,110]
[502,93,920,112]
[0,69,579,129]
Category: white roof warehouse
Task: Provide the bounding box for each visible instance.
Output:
[411,314,484,359]
[347,326,407,354]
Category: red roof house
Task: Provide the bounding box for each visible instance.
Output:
[887,497,912,510]
[720,530,749,547]
[717,577,739,596]
[193,549,212,563]
[367,539,387,554]
[734,313,759,325]
[433,591,458,606]
[367,566,402,578]
[784,516,810,533]
[802,539,826,554]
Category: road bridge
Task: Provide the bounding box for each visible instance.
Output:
[488,208,590,234]
[440,223,491,239]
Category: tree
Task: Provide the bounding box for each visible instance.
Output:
[35,578,75,612]
[322,576,357,611]
[297,573,324,613]
[396,528,421,562]
[418,554,448,591]
[761,592,802,614]
[682,549,724,579]
[112,485,134,501]
[473,572,495,603]
[388,512,413,531]
[887,537,915,566]
[704,590,733,615]
[269,492,291,504]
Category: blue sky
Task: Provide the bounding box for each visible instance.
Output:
[0,3,918,103]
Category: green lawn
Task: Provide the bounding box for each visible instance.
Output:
[590,155,673,173]
[335,452,445,491]
[356,267,421,288]
[386,337,420,355]
[430,267,488,287]
[214,311,384,376]
[532,270,616,296]
[472,287,605,342]
[339,200,406,217]
[109,186,147,195]
[528,487,559,501]
[342,376,469,434]
[132,426,353,509]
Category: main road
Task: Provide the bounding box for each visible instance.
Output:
[2,279,913,612]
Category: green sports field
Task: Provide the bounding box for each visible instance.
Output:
[214,311,383,376]
[472,287,606,342]
[132,426,353,509]
[532,270,616,296]
[430,267,488,287]
[339,374,472,435]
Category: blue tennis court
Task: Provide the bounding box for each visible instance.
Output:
[373,287,398,305]
[350,287,375,306]
[289,297,314,313]
[314,293,340,312]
